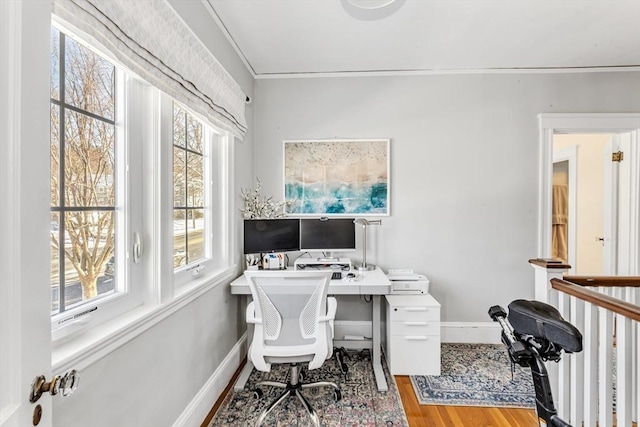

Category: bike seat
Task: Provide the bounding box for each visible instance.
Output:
[507,299,583,353]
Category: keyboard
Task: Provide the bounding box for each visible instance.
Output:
[331,271,342,280]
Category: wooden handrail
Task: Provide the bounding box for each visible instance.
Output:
[551,278,640,322]
[561,276,640,288]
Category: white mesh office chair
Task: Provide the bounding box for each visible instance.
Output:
[244,270,341,427]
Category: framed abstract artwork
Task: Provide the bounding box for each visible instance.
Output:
[283,139,390,216]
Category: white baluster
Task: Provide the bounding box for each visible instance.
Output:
[548,288,560,408]
[616,289,633,427]
[557,292,571,418]
[570,297,584,426]
[599,301,614,427]
[583,301,598,426]
[630,287,639,425]
[634,287,639,425]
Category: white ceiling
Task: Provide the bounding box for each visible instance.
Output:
[205,0,640,78]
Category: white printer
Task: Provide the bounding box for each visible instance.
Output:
[386,269,430,294]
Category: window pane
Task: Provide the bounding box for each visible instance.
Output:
[187,115,203,153]
[51,26,122,317]
[187,209,205,264]
[173,147,186,207]
[64,35,115,120]
[173,209,186,268]
[51,105,60,206]
[173,103,209,273]
[173,105,185,147]
[50,212,60,314]
[64,110,115,207]
[63,211,116,309]
[51,27,60,100]
[186,152,203,207]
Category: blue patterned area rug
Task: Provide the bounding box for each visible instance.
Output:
[209,350,408,426]
[411,343,535,408]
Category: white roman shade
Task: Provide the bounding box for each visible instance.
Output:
[53,0,248,140]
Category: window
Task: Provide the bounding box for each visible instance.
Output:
[169,101,231,289]
[173,104,207,270]
[49,23,235,345]
[50,27,118,315]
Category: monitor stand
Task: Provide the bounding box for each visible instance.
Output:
[294,257,352,270]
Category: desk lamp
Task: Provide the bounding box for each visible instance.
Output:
[353,218,382,271]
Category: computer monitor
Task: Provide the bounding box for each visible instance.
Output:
[299,218,356,253]
[243,219,300,254]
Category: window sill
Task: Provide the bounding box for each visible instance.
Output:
[52,265,238,374]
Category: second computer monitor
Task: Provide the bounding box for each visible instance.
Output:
[299,218,356,253]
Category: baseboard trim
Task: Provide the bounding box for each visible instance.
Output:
[172,332,248,427]
[441,322,501,344]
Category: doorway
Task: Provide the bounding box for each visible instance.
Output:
[538,114,640,276]
[553,134,612,275]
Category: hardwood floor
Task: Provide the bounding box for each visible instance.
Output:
[395,376,538,427]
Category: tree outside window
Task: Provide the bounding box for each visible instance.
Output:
[173,104,206,269]
[50,27,117,314]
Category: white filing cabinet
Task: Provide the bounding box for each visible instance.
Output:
[385,294,441,375]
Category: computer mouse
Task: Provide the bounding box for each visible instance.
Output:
[347,273,356,278]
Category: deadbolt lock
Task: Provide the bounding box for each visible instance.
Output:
[30,370,79,403]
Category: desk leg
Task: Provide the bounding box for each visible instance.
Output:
[372,295,388,392]
[233,360,254,392]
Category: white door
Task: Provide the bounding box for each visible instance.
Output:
[603,131,639,276]
[602,136,619,275]
[1,1,54,426]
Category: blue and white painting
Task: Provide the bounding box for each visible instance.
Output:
[284,139,389,216]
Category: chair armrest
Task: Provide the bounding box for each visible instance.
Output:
[318,296,337,322]
[246,301,261,324]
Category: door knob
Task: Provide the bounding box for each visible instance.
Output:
[59,369,79,396]
[30,370,79,403]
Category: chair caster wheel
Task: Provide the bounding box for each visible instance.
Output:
[252,388,263,399]
[334,389,342,401]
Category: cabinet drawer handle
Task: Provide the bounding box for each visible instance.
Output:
[404,307,427,312]
[404,336,428,341]
[403,321,427,326]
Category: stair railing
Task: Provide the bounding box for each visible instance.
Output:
[529,259,640,427]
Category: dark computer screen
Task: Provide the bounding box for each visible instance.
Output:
[299,218,356,252]
[243,219,300,254]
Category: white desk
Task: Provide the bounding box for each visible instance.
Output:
[230,267,391,392]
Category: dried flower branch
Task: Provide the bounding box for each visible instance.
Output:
[240,178,293,219]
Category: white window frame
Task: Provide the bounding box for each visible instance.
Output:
[50,24,147,341]
[159,97,235,295]
[50,18,237,369]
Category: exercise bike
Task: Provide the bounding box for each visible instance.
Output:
[488,300,583,427]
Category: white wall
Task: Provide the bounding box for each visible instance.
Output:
[253,71,640,323]
[50,2,255,426]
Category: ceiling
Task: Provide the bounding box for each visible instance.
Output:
[205,0,640,78]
